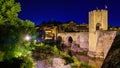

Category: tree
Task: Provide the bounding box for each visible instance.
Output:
[0,0,21,25]
[0,0,36,67]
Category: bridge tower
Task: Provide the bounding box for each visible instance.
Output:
[88,9,108,57]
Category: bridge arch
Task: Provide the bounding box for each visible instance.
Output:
[68,36,73,43]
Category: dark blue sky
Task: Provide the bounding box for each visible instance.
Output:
[15,0,120,26]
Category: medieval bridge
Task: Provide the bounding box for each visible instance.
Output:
[57,31,116,59]
[57,32,89,49]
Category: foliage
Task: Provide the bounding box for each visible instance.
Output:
[69,53,94,68]
[53,45,60,57]
[0,0,21,25]
[48,58,53,66]
[75,44,80,47]
[62,55,74,64]
[20,56,35,68]
[0,0,36,68]
[82,51,88,56]
[32,45,54,60]
[72,56,81,67]
[33,44,58,59]
[35,42,45,46]
[0,51,5,61]
[0,25,36,60]
[33,43,95,68]
[80,63,95,68]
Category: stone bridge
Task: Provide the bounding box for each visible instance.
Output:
[57,32,89,49]
[57,31,116,59]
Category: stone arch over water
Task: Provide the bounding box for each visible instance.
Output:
[68,36,73,43]
[57,32,89,47]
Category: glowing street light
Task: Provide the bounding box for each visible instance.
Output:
[24,35,31,41]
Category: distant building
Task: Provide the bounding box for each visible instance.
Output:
[108,26,120,31]
[79,23,89,32]
[43,26,57,40]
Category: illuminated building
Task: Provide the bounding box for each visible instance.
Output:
[89,9,108,56]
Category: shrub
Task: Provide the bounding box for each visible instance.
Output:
[20,56,35,68]
[80,63,95,68]
[62,55,74,64]
[72,56,81,66]
[82,51,88,56]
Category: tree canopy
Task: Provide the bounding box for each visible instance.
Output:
[0,0,36,66]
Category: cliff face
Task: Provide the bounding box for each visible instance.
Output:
[102,32,120,68]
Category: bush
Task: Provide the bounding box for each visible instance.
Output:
[80,63,95,68]
[82,51,88,56]
[32,45,54,60]
[62,55,74,64]
[20,56,35,68]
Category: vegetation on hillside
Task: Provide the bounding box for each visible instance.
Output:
[33,42,94,68]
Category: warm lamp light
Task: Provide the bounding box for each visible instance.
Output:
[24,35,31,41]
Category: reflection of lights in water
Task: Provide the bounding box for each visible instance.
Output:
[25,35,31,41]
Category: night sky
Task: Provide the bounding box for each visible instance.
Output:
[15,0,120,26]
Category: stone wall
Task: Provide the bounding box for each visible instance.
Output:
[57,32,80,46]
[79,32,89,49]
[102,32,120,68]
[57,32,89,49]
[96,31,116,58]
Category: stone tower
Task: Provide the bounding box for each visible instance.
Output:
[88,9,108,57]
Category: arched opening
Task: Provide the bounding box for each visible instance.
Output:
[68,36,73,43]
[96,23,101,30]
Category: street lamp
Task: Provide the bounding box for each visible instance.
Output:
[24,35,31,41]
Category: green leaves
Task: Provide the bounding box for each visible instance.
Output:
[0,1,36,68]
[0,25,36,61]
[24,20,34,27]
[0,0,21,25]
